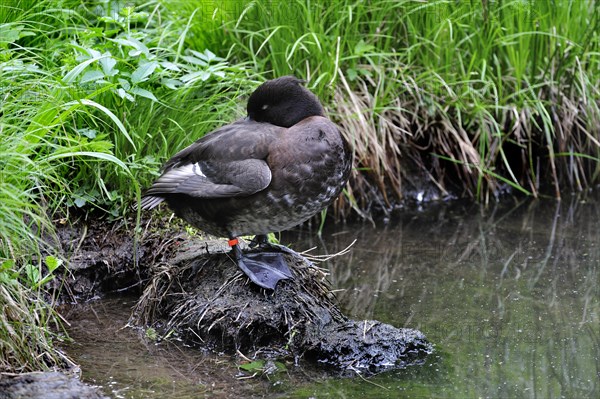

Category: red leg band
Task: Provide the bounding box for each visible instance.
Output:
[228,238,239,247]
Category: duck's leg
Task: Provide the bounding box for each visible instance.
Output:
[248,234,269,248]
[248,235,312,265]
[229,238,293,290]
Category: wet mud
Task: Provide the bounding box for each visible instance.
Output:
[52,214,183,300]
[130,240,432,374]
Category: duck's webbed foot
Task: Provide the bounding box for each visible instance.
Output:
[230,239,293,290]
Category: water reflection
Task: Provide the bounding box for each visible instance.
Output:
[284,195,599,398]
[60,298,293,399]
[63,196,599,398]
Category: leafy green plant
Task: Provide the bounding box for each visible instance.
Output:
[238,359,287,376]
[22,256,63,290]
[0,256,73,373]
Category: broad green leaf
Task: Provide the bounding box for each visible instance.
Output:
[118,78,131,91]
[111,38,134,47]
[161,61,181,71]
[0,24,35,46]
[99,54,118,76]
[111,37,150,58]
[189,49,207,60]
[1,259,15,271]
[63,54,109,84]
[190,49,223,63]
[181,55,207,66]
[130,87,158,102]
[0,26,23,44]
[346,68,358,81]
[354,40,375,55]
[181,70,210,83]
[239,360,265,372]
[44,256,63,273]
[24,264,40,287]
[145,328,158,340]
[116,87,135,102]
[131,61,158,83]
[204,49,216,62]
[74,197,86,207]
[80,69,104,84]
[87,47,102,59]
[78,128,97,139]
[161,78,182,89]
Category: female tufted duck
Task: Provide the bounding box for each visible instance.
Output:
[140,76,352,290]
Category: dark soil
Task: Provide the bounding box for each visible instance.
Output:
[52,213,185,301]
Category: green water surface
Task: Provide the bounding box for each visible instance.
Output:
[64,196,599,398]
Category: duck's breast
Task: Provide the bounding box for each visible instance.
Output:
[265,116,351,218]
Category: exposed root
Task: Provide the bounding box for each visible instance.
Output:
[300,239,357,263]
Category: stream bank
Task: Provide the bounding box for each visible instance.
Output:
[10,212,431,398]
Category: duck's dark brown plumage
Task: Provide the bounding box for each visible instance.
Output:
[140,76,352,289]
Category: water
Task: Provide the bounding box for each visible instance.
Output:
[63,196,599,398]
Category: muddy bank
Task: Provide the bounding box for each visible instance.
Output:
[130,239,432,374]
[49,213,431,379]
[52,213,186,301]
[52,197,465,301]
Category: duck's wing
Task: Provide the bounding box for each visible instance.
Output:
[141,121,279,209]
[163,120,278,170]
[143,159,271,198]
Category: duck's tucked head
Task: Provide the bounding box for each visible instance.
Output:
[247,76,325,128]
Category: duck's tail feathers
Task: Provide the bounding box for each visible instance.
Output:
[139,195,165,210]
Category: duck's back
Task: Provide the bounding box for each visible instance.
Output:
[162,119,282,171]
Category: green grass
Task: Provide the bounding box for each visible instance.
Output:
[0,256,74,372]
[176,0,600,206]
[1,0,599,373]
[0,0,257,372]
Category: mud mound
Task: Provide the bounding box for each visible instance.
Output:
[131,240,432,374]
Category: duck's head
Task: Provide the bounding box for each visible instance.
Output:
[247,76,325,128]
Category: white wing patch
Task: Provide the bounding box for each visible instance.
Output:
[158,162,206,182]
[191,162,206,177]
[146,159,271,198]
[145,162,211,194]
